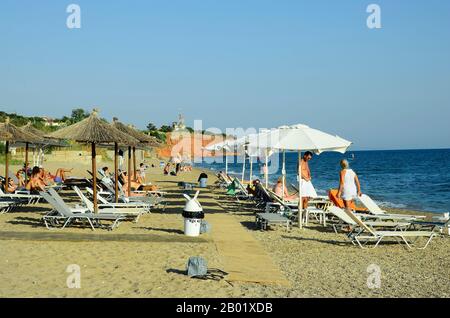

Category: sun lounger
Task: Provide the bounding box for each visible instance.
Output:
[256,213,291,231]
[0,201,16,214]
[265,187,329,225]
[73,187,146,222]
[0,188,41,205]
[342,208,437,249]
[358,194,426,221]
[100,181,166,210]
[41,191,126,231]
[327,206,411,234]
[84,187,151,212]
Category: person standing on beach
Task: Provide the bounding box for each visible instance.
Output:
[337,159,362,210]
[118,149,124,171]
[298,151,318,210]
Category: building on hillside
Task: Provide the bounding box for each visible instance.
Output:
[41,116,62,127]
[172,113,186,131]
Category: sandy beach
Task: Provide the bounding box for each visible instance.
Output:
[0,155,449,298]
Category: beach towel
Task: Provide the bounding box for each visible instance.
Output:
[328,189,367,212]
[300,179,318,198]
[186,257,208,278]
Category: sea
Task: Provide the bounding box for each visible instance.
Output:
[195,148,450,214]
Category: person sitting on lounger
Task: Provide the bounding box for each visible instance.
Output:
[26,166,46,193]
[337,159,362,211]
[273,177,298,201]
[247,179,261,196]
[2,177,18,193]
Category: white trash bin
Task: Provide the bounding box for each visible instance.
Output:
[182,190,204,237]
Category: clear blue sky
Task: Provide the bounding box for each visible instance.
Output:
[1,0,449,150]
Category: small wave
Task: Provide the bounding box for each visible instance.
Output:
[375,201,407,209]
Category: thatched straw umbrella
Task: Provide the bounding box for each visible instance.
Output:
[47,110,138,212]
[0,118,42,192]
[112,118,160,194]
[20,122,48,184]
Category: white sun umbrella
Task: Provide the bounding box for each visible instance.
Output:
[254,124,352,228]
[204,139,235,175]
[230,132,271,184]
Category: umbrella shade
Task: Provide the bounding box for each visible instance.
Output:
[47,110,139,213]
[0,131,12,140]
[112,118,160,147]
[245,124,352,229]
[48,113,139,145]
[255,124,352,154]
[20,122,47,139]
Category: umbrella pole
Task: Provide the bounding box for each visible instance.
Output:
[298,150,303,229]
[24,142,29,186]
[92,142,98,213]
[114,142,119,203]
[4,141,9,193]
[241,150,246,184]
[265,149,269,188]
[127,146,131,196]
[225,152,228,175]
[249,156,253,183]
[133,147,136,182]
[282,150,286,201]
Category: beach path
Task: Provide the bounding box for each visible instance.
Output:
[198,191,290,287]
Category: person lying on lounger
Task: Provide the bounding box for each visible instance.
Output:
[2,177,18,193]
[273,177,298,201]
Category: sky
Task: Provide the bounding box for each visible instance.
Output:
[1,0,449,150]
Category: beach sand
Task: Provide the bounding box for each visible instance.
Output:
[0,158,449,298]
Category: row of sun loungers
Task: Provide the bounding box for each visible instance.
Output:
[218,172,447,249]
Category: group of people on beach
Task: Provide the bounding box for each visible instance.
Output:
[2,165,73,194]
[271,151,362,209]
[99,162,158,197]
[163,153,192,176]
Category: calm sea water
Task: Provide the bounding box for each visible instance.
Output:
[196,149,450,214]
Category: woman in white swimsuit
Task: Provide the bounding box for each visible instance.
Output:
[337,159,362,209]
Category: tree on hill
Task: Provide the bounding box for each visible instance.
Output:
[146,122,157,132]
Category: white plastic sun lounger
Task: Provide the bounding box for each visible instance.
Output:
[73,187,144,221]
[358,194,426,221]
[255,213,292,231]
[327,206,411,234]
[0,188,41,205]
[41,191,126,231]
[0,201,16,214]
[84,187,151,212]
[343,208,437,249]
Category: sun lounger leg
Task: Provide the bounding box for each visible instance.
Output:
[373,236,383,248]
[418,234,435,250]
[400,236,413,249]
[62,217,72,229]
[87,218,96,231]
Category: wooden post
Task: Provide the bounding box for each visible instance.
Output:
[114,142,119,203]
[298,151,303,229]
[4,141,9,193]
[92,143,98,213]
[127,146,131,196]
[24,142,29,186]
[133,146,137,181]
